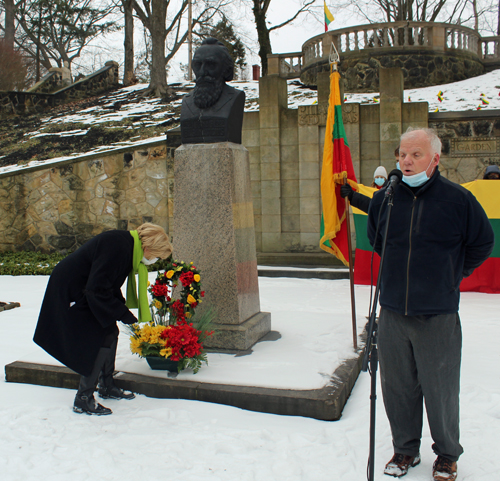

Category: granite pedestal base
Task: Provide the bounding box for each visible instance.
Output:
[174,142,270,351]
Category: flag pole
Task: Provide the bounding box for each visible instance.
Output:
[343,174,358,350]
[330,42,357,351]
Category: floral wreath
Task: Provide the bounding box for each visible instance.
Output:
[148,258,205,324]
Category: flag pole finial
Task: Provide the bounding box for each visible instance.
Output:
[329,41,340,71]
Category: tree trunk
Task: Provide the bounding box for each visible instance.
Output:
[252,3,272,76]
[123,0,134,85]
[148,0,168,95]
[4,0,16,50]
[497,0,500,35]
[472,0,479,31]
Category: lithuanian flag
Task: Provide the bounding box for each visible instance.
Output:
[319,70,357,266]
[352,180,500,293]
[324,1,334,31]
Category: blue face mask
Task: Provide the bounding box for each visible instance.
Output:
[374,177,385,186]
[396,162,400,170]
[402,157,435,187]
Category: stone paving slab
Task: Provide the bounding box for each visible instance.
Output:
[5,344,364,421]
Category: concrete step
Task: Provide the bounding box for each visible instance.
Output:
[258,265,349,280]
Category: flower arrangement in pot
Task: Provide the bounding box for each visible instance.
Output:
[129,259,214,373]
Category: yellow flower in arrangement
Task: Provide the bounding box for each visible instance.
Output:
[187,294,197,305]
[166,270,174,279]
[186,312,192,318]
[194,274,200,282]
[130,337,142,355]
[147,281,151,287]
[155,300,162,309]
[160,347,173,358]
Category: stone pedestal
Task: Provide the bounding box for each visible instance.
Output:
[173,142,271,351]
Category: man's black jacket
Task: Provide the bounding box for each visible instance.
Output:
[367,169,494,316]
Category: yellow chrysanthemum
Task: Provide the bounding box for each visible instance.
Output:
[166,270,174,279]
[130,337,143,355]
[185,312,192,319]
[155,300,162,309]
[160,347,173,358]
[187,294,196,304]
[193,274,200,282]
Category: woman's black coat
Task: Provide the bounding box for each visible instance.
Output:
[34,230,137,376]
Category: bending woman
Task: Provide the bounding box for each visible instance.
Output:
[34,223,172,415]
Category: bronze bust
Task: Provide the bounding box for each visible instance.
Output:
[180,38,245,144]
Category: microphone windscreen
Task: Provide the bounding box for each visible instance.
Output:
[388,169,403,181]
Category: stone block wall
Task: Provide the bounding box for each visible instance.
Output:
[1,69,499,256]
[302,50,484,92]
[0,139,173,253]
[429,112,500,182]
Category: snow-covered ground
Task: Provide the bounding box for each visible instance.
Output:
[1,273,498,480]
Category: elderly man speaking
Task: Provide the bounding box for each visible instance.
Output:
[368,128,494,481]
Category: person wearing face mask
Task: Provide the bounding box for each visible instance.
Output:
[483,164,500,179]
[372,166,388,189]
[34,223,172,415]
[340,165,389,213]
[367,128,494,481]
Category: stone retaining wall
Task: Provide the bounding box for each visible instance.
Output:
[0,139,174,253]
[0,61,119,118]
[1,71,499,255]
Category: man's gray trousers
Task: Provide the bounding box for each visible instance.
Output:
[378,308,463,462]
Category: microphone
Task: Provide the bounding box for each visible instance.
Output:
[385,169,403,196]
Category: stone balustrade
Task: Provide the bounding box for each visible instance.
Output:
[288,21,496,89]
[267,52,303,78]
[481,36,500,62]
[301,22,483,69]
[269,22,500,89]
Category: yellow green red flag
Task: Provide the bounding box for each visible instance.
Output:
[324,1,334,31]
[351,179,500,293]
[319,70,357,266]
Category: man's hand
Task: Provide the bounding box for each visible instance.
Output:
[340,184,354,200]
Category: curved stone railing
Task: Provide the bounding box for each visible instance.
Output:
[481,36,500,62]
[267,52,303,79]
[269,22,498,78]
[302,22,481,70]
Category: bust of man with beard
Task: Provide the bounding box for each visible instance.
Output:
[180,38,245,144]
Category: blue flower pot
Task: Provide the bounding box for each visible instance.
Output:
[145,356,179,373]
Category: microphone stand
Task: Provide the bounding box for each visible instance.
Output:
[362,188,396,481]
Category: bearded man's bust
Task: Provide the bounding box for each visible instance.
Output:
[180,38,245,145]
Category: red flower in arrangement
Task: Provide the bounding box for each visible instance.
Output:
[151,282,170,297]
[171,299,186,322]
[179,271,195,287]
[200,291,205,297]
[166,323,203,361]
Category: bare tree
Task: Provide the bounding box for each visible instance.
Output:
[132,0,230,97]
[122,0,134,85]
[498,0,500,33]
[13,0,118,71]
[2,0,16,49]
[251,0,315,76]
[0,37,31,89]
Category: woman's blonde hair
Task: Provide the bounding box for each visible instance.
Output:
[136,223,172,259]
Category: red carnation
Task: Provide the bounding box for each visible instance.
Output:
[151,283,170,297]
[179,271,195,287]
